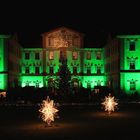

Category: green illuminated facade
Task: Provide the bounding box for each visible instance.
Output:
[0,35,9,90]
[1,27,140,96]
[0,34,22,90]
[20,27,106,90]
[105,35,140,95]
[119,35,140,95]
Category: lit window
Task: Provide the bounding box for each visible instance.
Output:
[96,51,101,60]
[50,67,54,74]
[25,67,29,74]
[87,67,91,74]
[49,51,54,60]
[35,53,40,60]
[127,79,138,91]
[35,67,40,74]
[130,62,135,70]
[95,89,100,93]
[73,81,78,87]
[130,79,136,90]
[72,51,78,60]
[25,81,30,86]
[129,41,135,51]
[87,82,91,88]
[86,51,91,60]
[127,56,138,70]
[73,67,77,74]
[95,64,102,74]
[34,80,40,88]
[95,80,102,86]
[129,57,135,70]
[97,67,101,74]
[25,52,30,59]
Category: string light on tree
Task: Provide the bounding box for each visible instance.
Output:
[102,94,118,114]
[39,96,59,126]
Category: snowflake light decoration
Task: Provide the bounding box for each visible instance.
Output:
[39,96,59,126]
[102,94,118,114]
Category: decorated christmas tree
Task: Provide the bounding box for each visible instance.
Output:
[59,56,71,95]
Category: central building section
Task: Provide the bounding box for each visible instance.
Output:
[42,26,83,48]
[20,27,105,91]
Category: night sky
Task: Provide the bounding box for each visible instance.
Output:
[1,1,140,48]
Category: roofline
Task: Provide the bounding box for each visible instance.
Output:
[23,48,43,50]
[41,26,84,36]
[0,35,10,38]
[117,35,140,38]
[22,47,104,51]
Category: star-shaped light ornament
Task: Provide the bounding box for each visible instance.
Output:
[39,96,59,126]
[102,94,118,114]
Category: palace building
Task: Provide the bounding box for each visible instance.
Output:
[0,27,140,95]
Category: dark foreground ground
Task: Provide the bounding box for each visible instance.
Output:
[0,103,140,140]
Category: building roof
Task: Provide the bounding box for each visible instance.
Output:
[41,26,84,36]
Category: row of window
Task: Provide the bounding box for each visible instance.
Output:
[105,59,137,72]
[24,80,41,88]
[19,41,137,62]
[105,40,136,58]
[24,67,102,74]
[48,38,80,47]
[23,79,137,90]
[25,52,40,60]
[71,80,103,88]
[23,80,102,88]
[24,51,102,60]
[23,62,139,73]
[25,67,40,74]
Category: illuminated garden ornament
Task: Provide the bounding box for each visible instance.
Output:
[39,96,59,126]
[102,94,118,114]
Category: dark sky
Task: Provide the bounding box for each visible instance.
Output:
[1,1,140,48]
